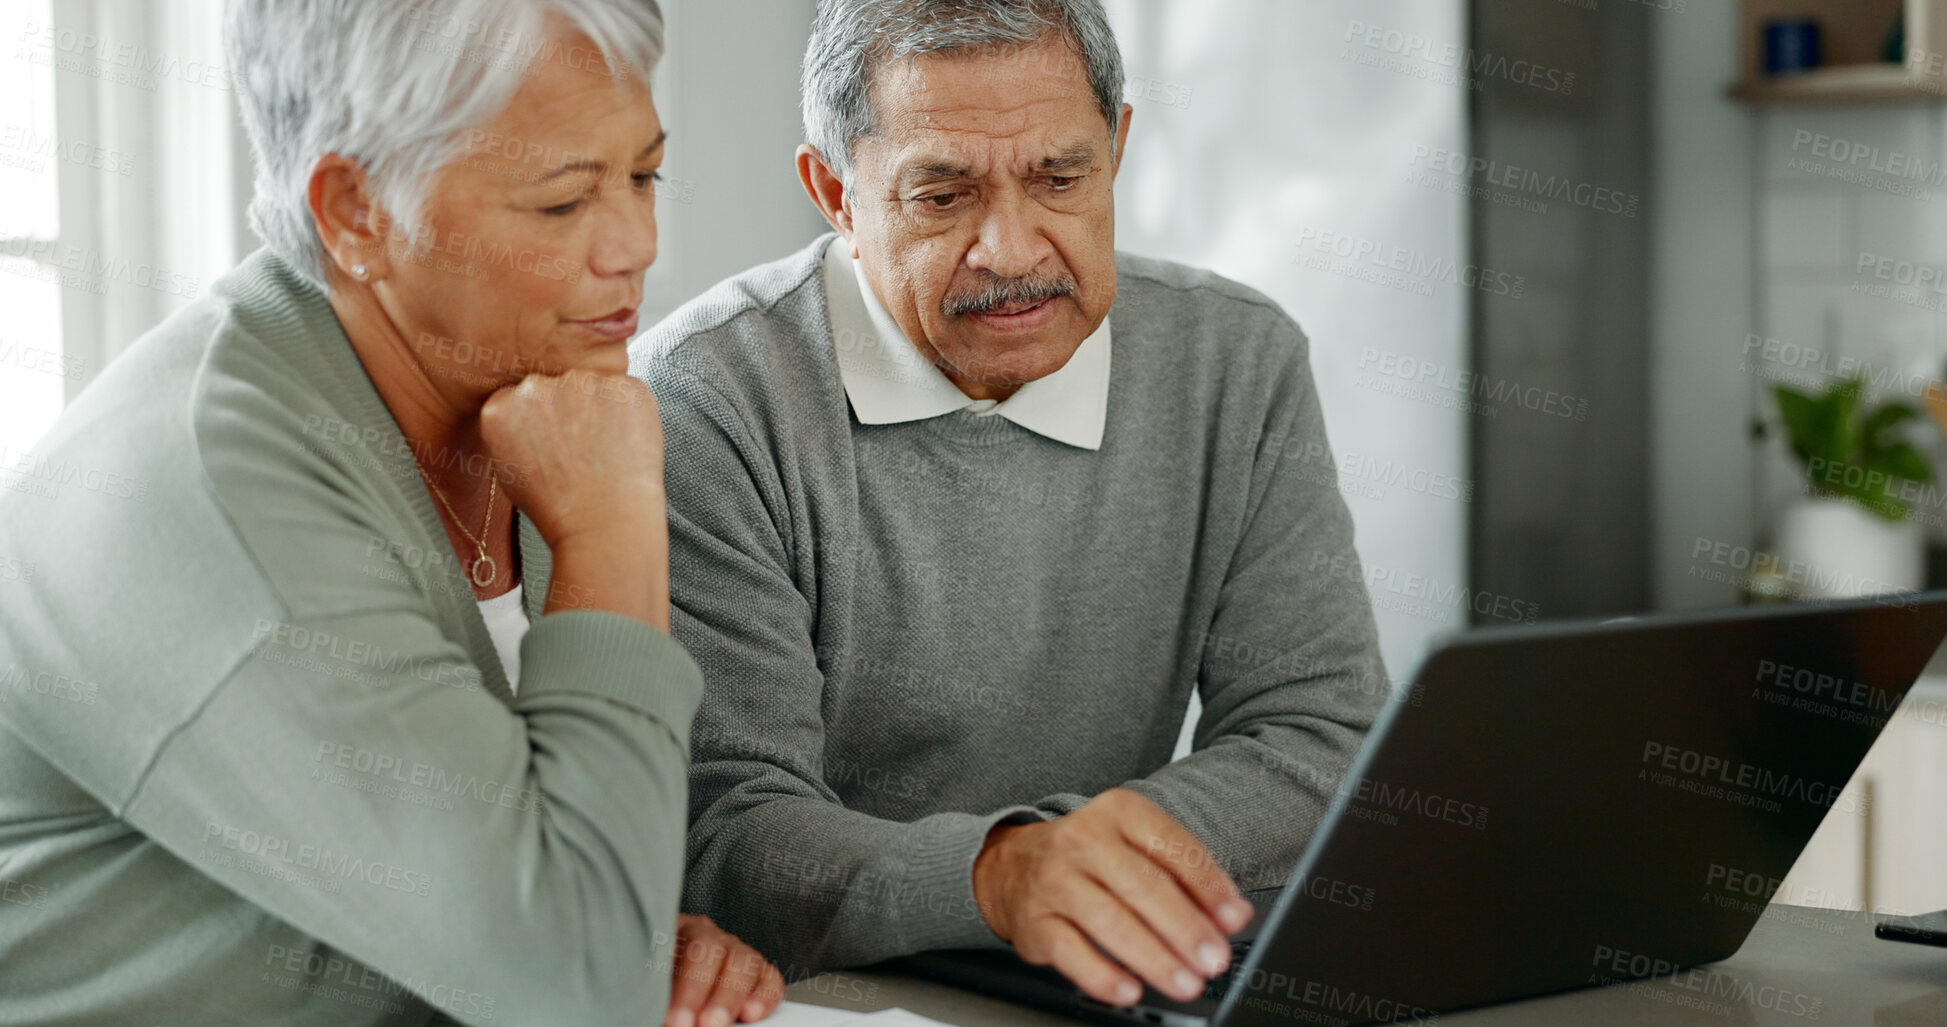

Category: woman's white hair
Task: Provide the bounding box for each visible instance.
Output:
[226,0,665,288]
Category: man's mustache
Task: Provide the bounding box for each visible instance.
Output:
[942,272,1078,318]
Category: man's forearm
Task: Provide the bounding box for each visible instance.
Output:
[1120,715,1374,890]
[683,786,1046,970]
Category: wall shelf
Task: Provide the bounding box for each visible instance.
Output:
[1729,0,1947,104]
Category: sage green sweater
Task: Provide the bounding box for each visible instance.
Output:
[0,249,701,1026]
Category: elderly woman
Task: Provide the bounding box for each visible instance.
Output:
[0,2,780,1025]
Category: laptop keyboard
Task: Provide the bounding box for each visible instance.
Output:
[1201,940,1255,1001]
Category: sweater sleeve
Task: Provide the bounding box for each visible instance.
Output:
[0,366,704,1026]
[656,369,1040,971]
[120,608,702,1027]
[1112,321,1390,891]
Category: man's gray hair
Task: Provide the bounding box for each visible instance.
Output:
[802,0,1125,188]
[226,0,665,289]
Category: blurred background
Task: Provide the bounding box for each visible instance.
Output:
[3,0,1943,924]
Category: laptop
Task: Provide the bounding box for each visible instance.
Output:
[896,591,1947,1026]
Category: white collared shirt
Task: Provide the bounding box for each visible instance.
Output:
[822,239,1111,450]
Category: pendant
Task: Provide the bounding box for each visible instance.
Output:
[471,553,497,588]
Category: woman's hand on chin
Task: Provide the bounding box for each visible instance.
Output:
[479,368,671,628]
[478,368,665,548]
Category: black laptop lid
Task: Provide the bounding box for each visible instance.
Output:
[1217,593,1947,1027]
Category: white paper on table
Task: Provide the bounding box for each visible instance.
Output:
[852,1010,962,1027]
[760,1001,962,1027]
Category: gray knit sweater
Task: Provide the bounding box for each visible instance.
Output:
[634,234,1386,971]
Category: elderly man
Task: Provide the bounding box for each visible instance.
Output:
[635,0,1386,1010]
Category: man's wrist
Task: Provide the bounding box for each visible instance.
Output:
[973,821,1034,941]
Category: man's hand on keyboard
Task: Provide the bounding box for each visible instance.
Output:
[971,788,1255,1007]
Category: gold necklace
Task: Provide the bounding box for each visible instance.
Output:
[419,469,500,588]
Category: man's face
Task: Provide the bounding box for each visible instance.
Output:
[841,38,1130,399]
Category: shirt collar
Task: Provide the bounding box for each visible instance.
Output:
[822,238,1111,451]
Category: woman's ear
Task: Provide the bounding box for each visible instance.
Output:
[307,154,395,285]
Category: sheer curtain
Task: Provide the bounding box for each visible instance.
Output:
[0,0,245,460]
[1101,0,1471,748]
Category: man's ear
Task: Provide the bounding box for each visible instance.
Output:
[1111,103,1133,178]
[797,144,856,246]
[307,153,394,285]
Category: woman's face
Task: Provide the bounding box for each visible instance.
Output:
[375,33,665,396]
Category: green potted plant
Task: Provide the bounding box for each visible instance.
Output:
[1766,377,1932,598]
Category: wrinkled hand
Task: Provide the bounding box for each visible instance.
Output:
[663,913,785,1027]
[478,369,665,551]
[972,788,1254,1007]
[480,369,669,627]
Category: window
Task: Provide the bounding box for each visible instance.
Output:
[0,0,67,461]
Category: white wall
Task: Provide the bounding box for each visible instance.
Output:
[641,0,829,324]
[1105,0,1471,681]
[1649,4,1759,611]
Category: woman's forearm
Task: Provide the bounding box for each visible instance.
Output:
[543,502,673,634]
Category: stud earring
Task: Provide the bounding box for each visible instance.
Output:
[350,263,369,282]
